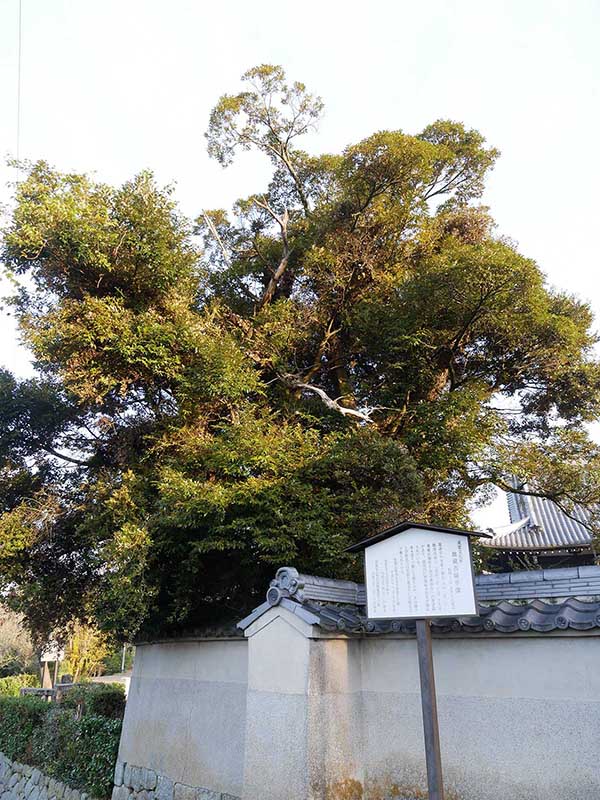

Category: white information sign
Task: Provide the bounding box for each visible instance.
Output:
[40,645,64,662]
[364,527,477,619]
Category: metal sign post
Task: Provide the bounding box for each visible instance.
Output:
[347,521,490,800]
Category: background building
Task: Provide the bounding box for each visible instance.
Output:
[484,482,597,569]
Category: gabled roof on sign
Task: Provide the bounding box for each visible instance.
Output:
[346,520,492,553]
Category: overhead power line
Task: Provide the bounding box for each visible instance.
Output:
[16,0,23,161]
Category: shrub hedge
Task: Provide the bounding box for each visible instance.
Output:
[0,673,39,696]
[31,708,122,799]
[0,696,49,761]
[0,696,121,800]
[60,682,126,720]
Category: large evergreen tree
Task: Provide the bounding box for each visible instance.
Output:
[2,65,600,641]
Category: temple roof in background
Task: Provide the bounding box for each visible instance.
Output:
[483,482,596,552]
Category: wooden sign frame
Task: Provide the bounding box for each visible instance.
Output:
[361,527,479,621]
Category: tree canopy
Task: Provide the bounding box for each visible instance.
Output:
[2,64,600,642]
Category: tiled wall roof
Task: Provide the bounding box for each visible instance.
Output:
[238,566,600,636]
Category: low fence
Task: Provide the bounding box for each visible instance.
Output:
[20,679,129,706]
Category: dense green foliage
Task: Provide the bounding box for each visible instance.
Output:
[2,65,600,641]
[101,645,134,675]
[0,696,121,799]
[0,673,39,696]
[60,683,125,720]
[30,710,121,799]
[0,696,48,760]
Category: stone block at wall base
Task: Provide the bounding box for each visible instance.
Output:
[115,764,239,800]
[0,754,88,800]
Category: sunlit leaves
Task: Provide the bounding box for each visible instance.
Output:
[1,64,600,642]
[206,64,323,169]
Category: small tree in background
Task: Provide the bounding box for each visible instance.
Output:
[1,65,600,641]
[61,623,110,682]
[0,605,36,677]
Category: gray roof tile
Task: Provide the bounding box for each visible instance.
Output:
[238,566,600,636]
[484,483,596,551]
[240,594,600,635]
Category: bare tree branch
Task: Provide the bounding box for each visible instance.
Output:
[42,446,91,467]
[256,205,290,311]
[280,373,381,423]
[492,478,599,535]
[201,212,231,267]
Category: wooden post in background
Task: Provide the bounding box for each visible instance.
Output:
[416,619,445,800]
[40,659,52,689]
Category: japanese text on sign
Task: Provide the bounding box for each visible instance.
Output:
[364,528,477,619]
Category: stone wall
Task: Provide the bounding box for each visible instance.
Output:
[0,753,90,800]
[112,761,239,800]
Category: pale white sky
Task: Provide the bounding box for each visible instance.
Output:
[1,0,599,528]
